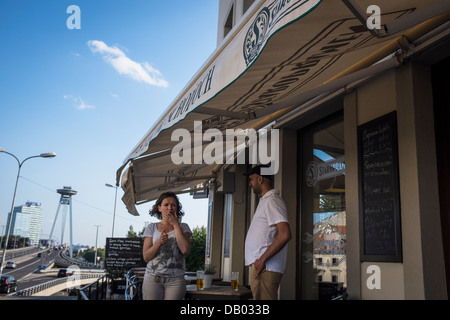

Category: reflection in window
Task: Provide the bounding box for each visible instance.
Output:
[223,193,232,257]
[301,117,346,300]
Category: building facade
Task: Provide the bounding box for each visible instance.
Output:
[118,0,450,299]
[7,202,42,245]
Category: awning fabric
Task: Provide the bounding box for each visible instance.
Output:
[118,0,449,215]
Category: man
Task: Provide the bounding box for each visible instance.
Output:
[244,164,291,300]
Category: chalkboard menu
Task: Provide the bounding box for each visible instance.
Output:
[105,237,145,268]
[358,112,402,262]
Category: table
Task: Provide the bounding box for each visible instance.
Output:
[185,284,253,300]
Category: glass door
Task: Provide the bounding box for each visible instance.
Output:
[300,115,346,299]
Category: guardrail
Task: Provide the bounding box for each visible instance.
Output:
[54,249,102,269]
[77,274,108,300]
[12,273,104,297]
[0,246,40,261]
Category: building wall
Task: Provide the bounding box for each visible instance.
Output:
[213,0,448,300]
[277,128,298,299]
[343,62,447,299]
[270,60,448,300]
[208,62,448,300]
[346,70,406,299]
[217,0,257,46]
[396,63,446,300]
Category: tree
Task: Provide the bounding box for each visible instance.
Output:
[124,224,207,271]
[127,225,137,238]
[0,235,30,249]
[319,194,344,212]
[81,248,105,264]
[185,226,206,272]
[126,225,146,238]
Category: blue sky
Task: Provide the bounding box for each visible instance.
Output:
[0,1,219,247]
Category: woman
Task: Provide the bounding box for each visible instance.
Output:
[141,192,191,300]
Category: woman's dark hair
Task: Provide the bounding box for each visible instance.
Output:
[149,192,185,220]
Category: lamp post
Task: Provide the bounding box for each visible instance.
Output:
[0,148,56,275]
[105,183,118,237]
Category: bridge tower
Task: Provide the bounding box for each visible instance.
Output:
[48,186,77,258]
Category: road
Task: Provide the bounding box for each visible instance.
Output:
[1,249,58,294]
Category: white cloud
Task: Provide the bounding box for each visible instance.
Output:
[64,95,95,110]
[87,40,169,87]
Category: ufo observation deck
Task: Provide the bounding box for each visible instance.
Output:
[57,186,77,196]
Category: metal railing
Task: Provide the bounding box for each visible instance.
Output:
[331,291,348,300]
[55,249,102,269]
[13,273,104,297]
[77,274,108,300]
[125,267,145,300]
[0,246,40,261]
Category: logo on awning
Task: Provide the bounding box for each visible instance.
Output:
[243,0,322,66]
[243,7,270,66]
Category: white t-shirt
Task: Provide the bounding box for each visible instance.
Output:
[245,189,289,273]
[142,222,191,276]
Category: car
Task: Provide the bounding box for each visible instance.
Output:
[57,268,74,277]
[0,275,17,293]
[5,261,16,269]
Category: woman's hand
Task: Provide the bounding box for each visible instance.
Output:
[159,230,168,245]
[163,212,179,227]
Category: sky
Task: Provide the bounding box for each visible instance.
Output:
[0,0,219,247]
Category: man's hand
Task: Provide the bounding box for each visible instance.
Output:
[253,257,266,278]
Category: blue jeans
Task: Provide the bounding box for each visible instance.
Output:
[142,272,186,300]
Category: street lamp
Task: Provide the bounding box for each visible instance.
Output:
[0,148,56,275]
[105,183,118,238]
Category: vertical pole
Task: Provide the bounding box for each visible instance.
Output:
[112,186,117,237]
[60,205,67,246]
[49,196,62,247]
[0,165,21,275]
[94,225,100,266]
[69,196,73,259]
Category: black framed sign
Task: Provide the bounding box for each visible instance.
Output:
[358,111,402,262]
[105,237,145,268]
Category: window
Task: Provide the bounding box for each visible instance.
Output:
[206,202,213,258]
[243,0,255,14]
[223,193,233,257]
[300,115,346,299]
[224,4,234,39]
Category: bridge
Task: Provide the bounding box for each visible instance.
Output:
[2,246,107,299]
